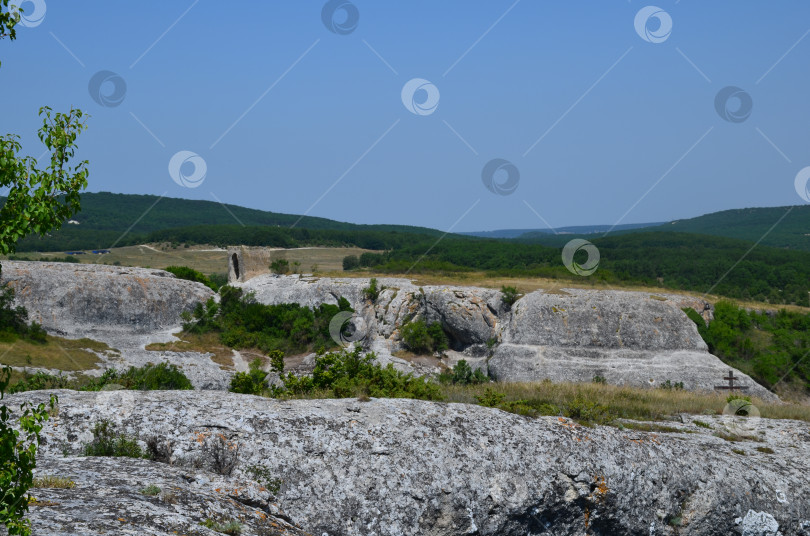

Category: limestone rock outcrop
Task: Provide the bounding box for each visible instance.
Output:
[0,261,214,336]
[25,456,307,536]
[237,275,774,398]
[11,390,810,536]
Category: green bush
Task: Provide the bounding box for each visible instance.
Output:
[140,484,161,496]
[342,255,359,271]
[83,420,145,458]
[112,362,193,391]
[400,319,449,354]
[229,359,269,395]
[475,388,506,408]
[182,286,353,356]
[500,285,520,308]
[7,372,70,394]
[686,301,810,393]
[164,265,218,291]
[270,258,290,274]
[278,347,442,400]
[362,278,384,302]
[438,360,488,385]
[0,366,56,535]
[659,380,684,390]
[564,395,614,425]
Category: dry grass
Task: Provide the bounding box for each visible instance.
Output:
[145,331,234,369]
[0,335,115,371]
[439,381,810,422]
[10,244,375,277]
[32,475,75,489]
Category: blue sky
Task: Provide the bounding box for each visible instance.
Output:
[1,1,809,232]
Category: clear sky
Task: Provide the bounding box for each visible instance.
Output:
[1,1,809,232]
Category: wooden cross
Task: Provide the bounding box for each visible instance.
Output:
[714,370,749,392]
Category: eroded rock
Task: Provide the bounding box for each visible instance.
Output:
[8,390,810,536]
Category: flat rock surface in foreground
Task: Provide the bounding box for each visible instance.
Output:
[9,390,810,536]
[25,456,307,536]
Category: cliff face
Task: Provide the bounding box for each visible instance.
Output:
[237,275,774,399]
[0,261,214,336]
[10,390,810,536]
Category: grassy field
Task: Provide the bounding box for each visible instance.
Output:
[272,379,810,423]
[6,244,374,277]
[0,335,117,371]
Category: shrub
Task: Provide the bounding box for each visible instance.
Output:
[7,372,70,394]
[182,286,353,356]
[279,347,442,400]
[229,359,268,395]
[438,360,488,385]
[140,485,161,496]
[164,265,218,291]
[108,363,193,391]
[342,255,359,271]
[475,388,506,408]
[592,375,607,384]
[659,380,684,390]
[362,278,384,302]
[270,259,290,274]
[400,319,449,354]
[145,436,173,464]
[500,285,520,308]
[0,366,56,535]
[564,395,614,425]
[268,349,284,373]
[83,420,145,458]
[201,434,239,476]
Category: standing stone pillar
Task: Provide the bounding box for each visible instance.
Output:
[228,247,244,283]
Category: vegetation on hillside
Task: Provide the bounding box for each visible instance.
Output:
[276,347,442,400]
[6,362,194,394]
[344,232,810,306]
[164,265,219,291]
[685,301,810,394]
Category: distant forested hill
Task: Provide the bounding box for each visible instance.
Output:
[6,192,444,251]
[517,205,810,250]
